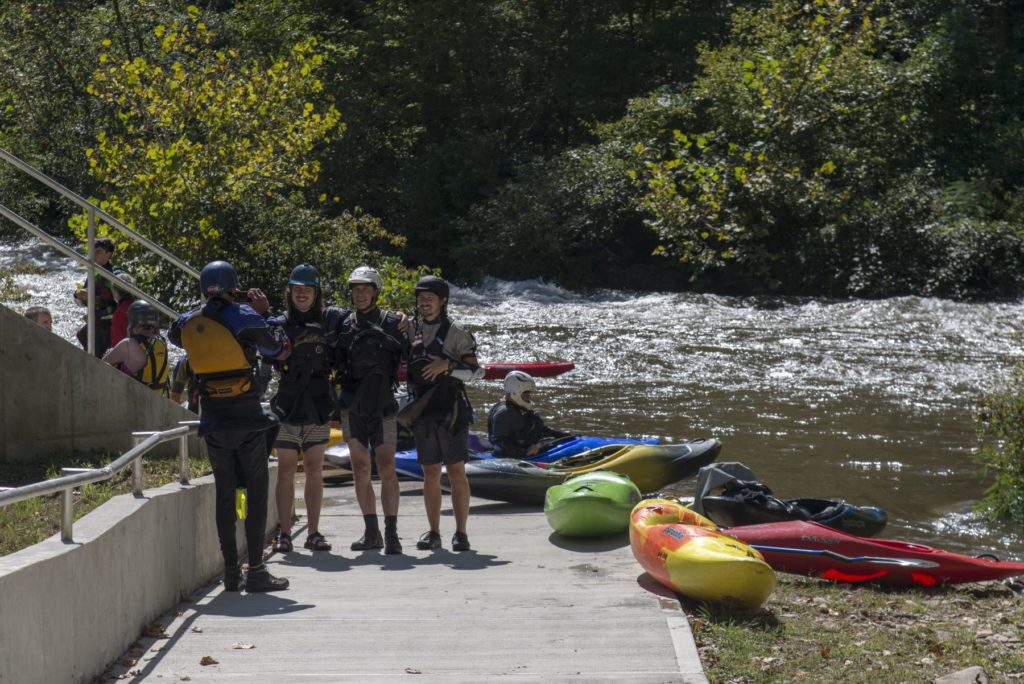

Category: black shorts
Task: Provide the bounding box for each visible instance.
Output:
[340,412,397,449]
[413,421,470,466]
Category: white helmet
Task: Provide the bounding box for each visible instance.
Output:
[348,265,383,290]
[504,370,537,410]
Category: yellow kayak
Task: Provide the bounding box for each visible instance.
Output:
[629,498,775,612]
[546,439,720,493]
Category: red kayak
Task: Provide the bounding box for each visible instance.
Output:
[726,520,1024,586]
[396,361,574,382]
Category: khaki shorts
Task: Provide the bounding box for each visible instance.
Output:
[339,412,397,449]
[274,422,330,451]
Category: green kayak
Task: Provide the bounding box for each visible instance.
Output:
[544,470,642,538]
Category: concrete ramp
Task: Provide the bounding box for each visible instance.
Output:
[104,482,707,682]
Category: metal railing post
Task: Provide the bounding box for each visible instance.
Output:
[61,487,74,542]
[178,434,189,485]
[86,207,96,356]
[131,433,147,495]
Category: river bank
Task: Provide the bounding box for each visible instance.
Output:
[693,574,1024,683]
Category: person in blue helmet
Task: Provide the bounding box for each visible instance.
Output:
[168,260,291,593]
[334,266,409,555]
[403,275,484,552]
[268,263,346,555]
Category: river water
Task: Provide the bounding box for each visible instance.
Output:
[3,237,1023,557]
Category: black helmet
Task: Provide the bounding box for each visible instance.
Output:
[288,263,320,289]
[127,300,160,329]
[200,260,240,298]
[414,275,449,300]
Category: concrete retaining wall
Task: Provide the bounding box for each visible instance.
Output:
[0,467,279,684]
[0,303,201,464]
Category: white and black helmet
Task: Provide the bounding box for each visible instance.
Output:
[348,265,383,290]
[504,370,537,410]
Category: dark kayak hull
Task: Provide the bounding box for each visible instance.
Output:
[446,459,567,505]
[702,496,887,537]
[726,520,1024,586]
[394,433,660,480]
[444,438,721,505]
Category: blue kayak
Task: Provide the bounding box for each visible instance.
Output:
[393,434,659,480]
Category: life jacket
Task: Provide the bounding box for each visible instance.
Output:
[179,311,255,399]
[131,334,170,396]
[407,316,472,427]
[336,309,403,416]
[271,314,333,424]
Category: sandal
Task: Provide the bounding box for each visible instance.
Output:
[304,532,332,551]
[273,532,293,553]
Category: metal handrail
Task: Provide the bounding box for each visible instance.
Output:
[0,202,179,320]
[0,421,199,543]
[0,148,201,280]
[0,146,202,349]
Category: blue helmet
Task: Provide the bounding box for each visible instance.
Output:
[200,260,240,298]
[288,263,321,289]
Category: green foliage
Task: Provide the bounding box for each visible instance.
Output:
[70,7,343,307]
[974,359,1024,523]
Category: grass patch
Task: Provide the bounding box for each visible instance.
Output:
[0,450,211,556]
[690,574,1024,683]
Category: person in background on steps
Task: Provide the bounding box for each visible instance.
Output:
[268,263,346,555]
[23,306,52,331]
[335,266,409,555]
[169,259,291,593]
[403,275,483,552]
[487,371,570,459]
[73,237,124,357]
[108,273,137,348]
[101,300,171,396]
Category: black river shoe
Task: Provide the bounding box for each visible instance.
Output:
[223,564,244,592]
[452,532,471,552]
[245,564,289,592]
[384,529,403,555]
[351,531,384,551]
[416,530,442,550]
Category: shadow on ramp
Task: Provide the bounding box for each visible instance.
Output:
[547,531,629,552]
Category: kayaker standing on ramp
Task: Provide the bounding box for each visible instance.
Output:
[487,370,570,458]
[169,259,291,593]
[267,263,345,555]
[334,266,408,555]
[401,275,483,552]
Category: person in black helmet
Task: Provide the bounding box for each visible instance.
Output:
[101,299,171,396]
[487,371,570,459]
[268,263,345,554]
[403,275,483,552]
[335,266,409,554]
[169,259,291,593]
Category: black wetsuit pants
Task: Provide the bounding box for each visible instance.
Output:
[204,429,270,568]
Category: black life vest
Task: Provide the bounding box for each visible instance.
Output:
[130,334,170,397]
[271,313,333,424]
[336,309,403,416]
[407,316,471,426]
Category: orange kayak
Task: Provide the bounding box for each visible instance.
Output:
[630,498,775,612]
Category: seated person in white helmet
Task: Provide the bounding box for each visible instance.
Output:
[487,371,570,459]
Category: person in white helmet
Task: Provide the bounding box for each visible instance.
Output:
[334,266,409,554]
[487,370,570,459]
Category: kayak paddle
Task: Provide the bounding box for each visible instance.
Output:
[749,544,940,569]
